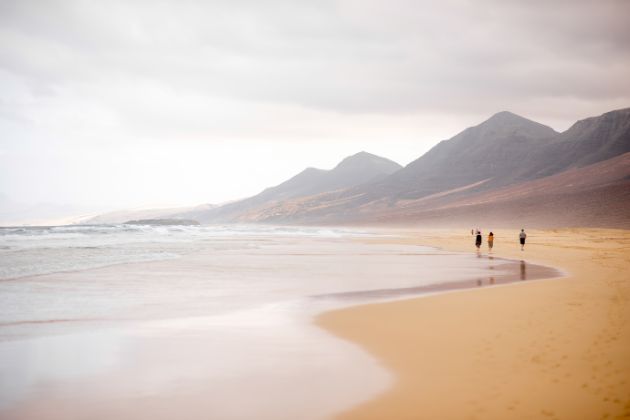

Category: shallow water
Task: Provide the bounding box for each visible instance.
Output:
[0,227,555,419]
[0,224,366,280]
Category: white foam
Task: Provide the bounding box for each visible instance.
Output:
[0,224,372,280]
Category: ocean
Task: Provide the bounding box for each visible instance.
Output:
[0,224,537,419]
[0,224,366,281]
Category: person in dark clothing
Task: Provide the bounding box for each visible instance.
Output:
[519,229,527,251]
[475,230,482,249]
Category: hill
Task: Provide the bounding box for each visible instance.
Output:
[80,204,215,225]
[180,151,402,223]
[85,108,630,228]
[216,108,630,227]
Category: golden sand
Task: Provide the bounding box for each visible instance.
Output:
[318,228,630,419]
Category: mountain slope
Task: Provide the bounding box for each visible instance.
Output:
[183,151,402,223]
[258,151,402,201]
[248,111,561,218]
[226,108,630,226]
[353,108,629,204]
[245,152,630,227]
[522,107,630,178]
[378,151,630,228]
[379,111,558,199]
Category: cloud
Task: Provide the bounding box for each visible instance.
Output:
[0,0,629,216]
[2,0,629,118]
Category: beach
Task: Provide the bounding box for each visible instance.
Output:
[318,228,630,419]
[1,226,628,419]
[1,225,552,420]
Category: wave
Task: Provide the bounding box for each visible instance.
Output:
[0,224,370,280]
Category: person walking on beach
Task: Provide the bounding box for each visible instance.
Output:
[475,230,482,249]
[519,229,527,251]
[488,232,494,251]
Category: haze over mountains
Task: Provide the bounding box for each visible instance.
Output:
[87,108,630,228]
[81,204,216,225]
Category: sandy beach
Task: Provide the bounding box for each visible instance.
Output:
[318,228,630,419]
[2,226,628,419]
[3,227,545,420]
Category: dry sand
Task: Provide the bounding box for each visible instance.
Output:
[318,228,630,419]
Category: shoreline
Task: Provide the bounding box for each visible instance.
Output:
[317,228,630,419]
[1,233,508,420]
[310,254,563,303]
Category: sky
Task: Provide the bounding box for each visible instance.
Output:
[1,0,629,223]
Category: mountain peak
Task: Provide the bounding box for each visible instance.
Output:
[485,111,542,127]
[341,151,379,161]
[334,151,402,173]
[489,110,521,119]
[469,110,558,140]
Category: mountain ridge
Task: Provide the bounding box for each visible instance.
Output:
[189,107,629,226]
[180,151,402,223]
[84,107,630,228]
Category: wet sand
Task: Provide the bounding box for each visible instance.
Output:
[2,235,543,420]
[312,256,560,302]
[318,228,630,419]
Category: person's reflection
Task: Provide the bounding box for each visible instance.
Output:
[520,260,527,280]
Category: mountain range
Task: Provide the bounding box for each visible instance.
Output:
[86,107,630,228]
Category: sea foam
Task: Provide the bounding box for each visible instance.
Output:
[0,224,367,280]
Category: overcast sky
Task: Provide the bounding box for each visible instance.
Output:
[1,0,629,223]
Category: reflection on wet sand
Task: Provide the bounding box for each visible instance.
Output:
[313,255,559,302]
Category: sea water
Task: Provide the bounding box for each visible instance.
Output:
[0,224,365,280]
[0,224,530,419]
